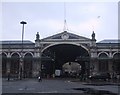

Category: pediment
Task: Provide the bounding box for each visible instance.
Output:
[41,31,91,41]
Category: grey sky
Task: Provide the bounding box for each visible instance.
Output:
[1,1,118,42]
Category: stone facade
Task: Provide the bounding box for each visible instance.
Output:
[0,31,120,78]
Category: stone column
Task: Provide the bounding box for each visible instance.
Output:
[34,32,41,78]
[108,59,113,74]
[90,58,98,75]
[94,59,99,73]
[90,45,98,75]
[32,57,41,77]
[18,52,24,80]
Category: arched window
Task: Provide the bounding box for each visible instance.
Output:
[113,53,120,74]
[113,52,120,59]
[98,53,108,72]
[1,53,7,77]
[11,53,20,76]
[99,53,108,59]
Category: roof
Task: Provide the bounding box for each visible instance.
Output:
[0,40,35,49]
[97,39,120,44]
[0,40,34,45]
[97,39,120,47]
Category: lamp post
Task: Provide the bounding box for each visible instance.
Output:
[19,21,27,80]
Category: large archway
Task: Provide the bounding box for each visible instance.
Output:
[41,44,90,78]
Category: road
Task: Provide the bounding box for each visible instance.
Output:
[2,78,120,95]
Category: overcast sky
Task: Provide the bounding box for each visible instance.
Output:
[1,1,119,42]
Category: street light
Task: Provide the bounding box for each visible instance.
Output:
[19,21,27,80]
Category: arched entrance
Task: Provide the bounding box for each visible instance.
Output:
[98,53,109,72]
[41,44,90,78]
[113,52,120,74]
[24,53,33,78]
[62,62,81,78]
[1,53,7,77]
[11,53,20,78]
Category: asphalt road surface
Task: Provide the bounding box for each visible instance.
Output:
[2,78,120,95]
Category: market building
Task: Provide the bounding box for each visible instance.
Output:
[0,31,120,78]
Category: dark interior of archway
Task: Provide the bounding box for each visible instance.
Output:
[113,53,120,74]
[98,53,109,72]
[11,53,19,76]
[1,53,7,77]
[42,44,89,76]
[24,53,33,78]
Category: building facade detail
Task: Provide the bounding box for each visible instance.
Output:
[0,31,120,78]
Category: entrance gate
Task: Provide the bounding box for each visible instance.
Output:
[41,44,90,78]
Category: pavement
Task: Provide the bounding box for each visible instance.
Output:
[2,78,120,95]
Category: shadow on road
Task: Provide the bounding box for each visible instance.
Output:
[73,87,118,95]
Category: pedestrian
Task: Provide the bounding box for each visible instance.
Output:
[38,76,42,82]
[7,72,10,81]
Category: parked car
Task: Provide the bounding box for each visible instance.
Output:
[89,72,111,81]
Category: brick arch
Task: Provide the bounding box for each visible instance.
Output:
[98,52,109,58]
[40,43,90,78]
[112,52,120,58]
[11,52,20,58]
[41,43,89,54]
[23,52,34,58]
[0,52,7,57]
